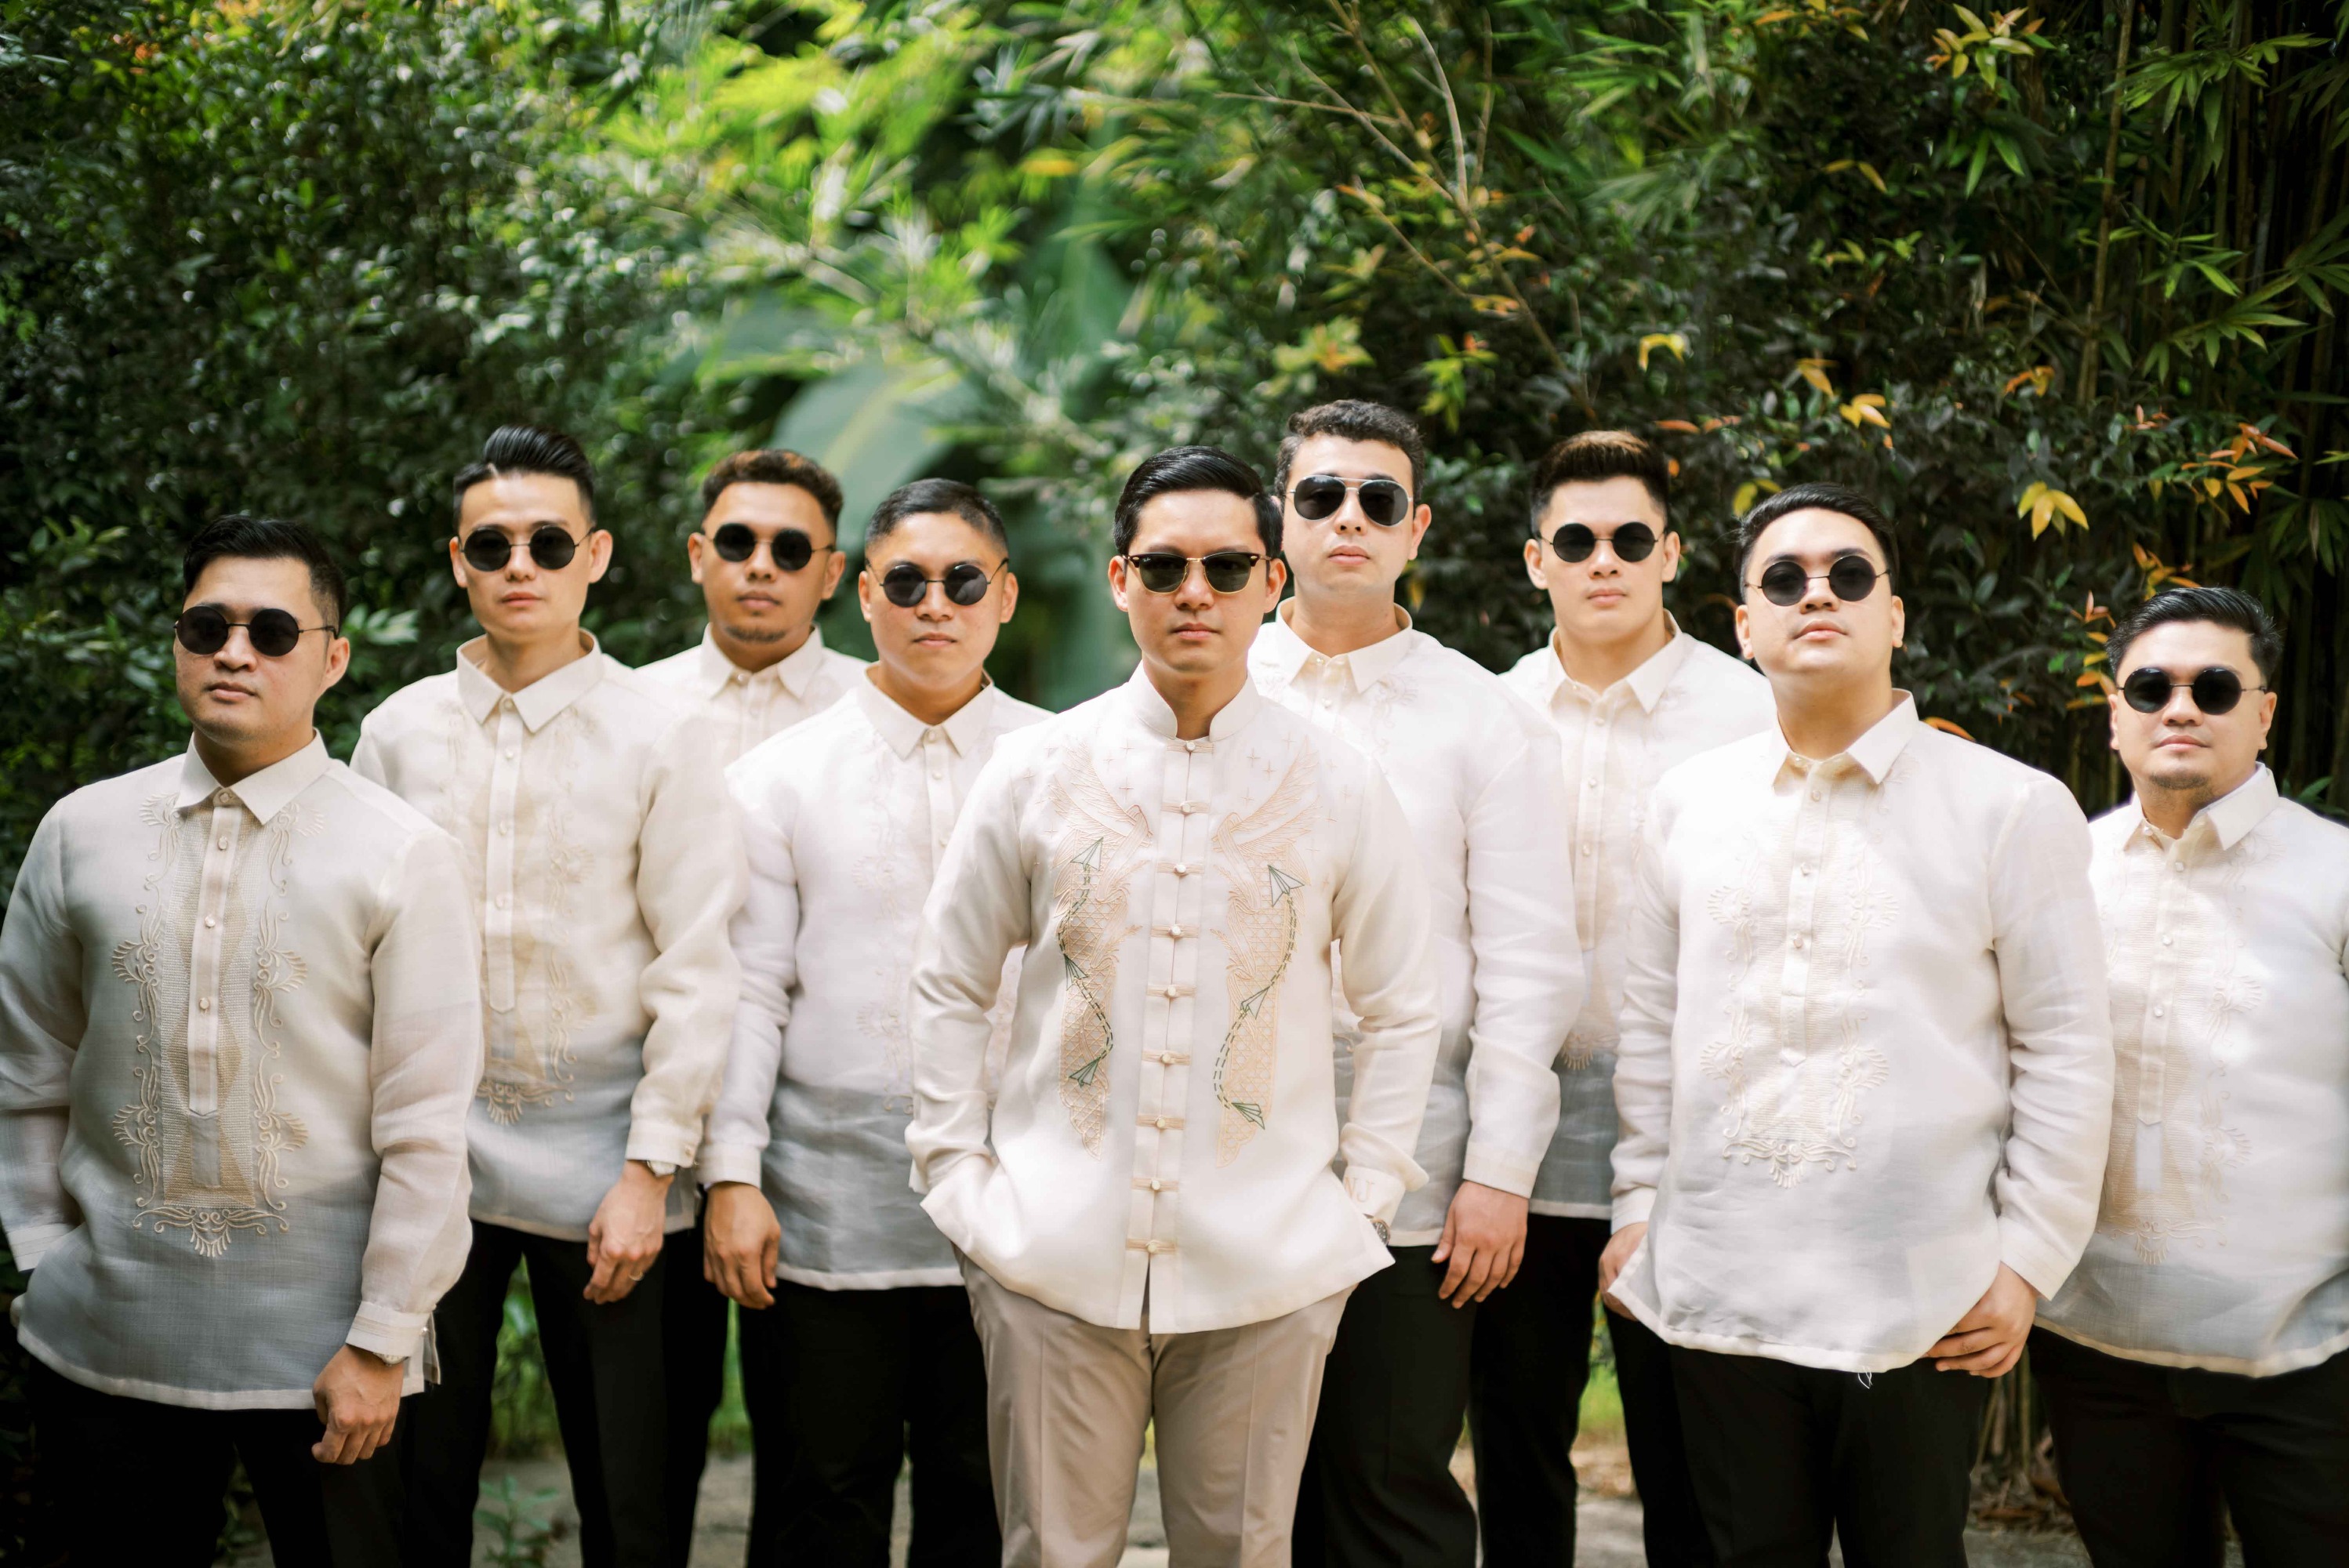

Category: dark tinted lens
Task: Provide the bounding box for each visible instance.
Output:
[1356,478,1411,527]
[462,529,514,572]
[528,527,579,571]
[1612,523,1660,562]
[1548,524,1598,563]
[246,609,304,657]
[943,563,993,606]
[176,606,231,655]
[711,523,757,563]
[1291,477,1347,521]
[1129,554,1189,593]
[769,530,815,572]
[880,563,930,607]
[2190,668,2246,714]
[1757,561,1810,605]
[1826,555,1879,602]
[1200,553,1260,593]
[2122,668,2172,713]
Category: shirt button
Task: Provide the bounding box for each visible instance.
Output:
[1154,1117,1170,1130]
[2153,1007,2166,1018]
[1169,925,1186,938]
[1172,862,1189,876]
[1581,844,1594,855]
[198,997,212,1012]
[503,748,518,761]
[1810,788,1824,802]
[1800,864,1814,876]
[498,822,513,836]
[496,894,511,910]
[1790,935,1806,949]
[1594,715,1607,728]
[216,789,234,804]
[1585,779,1597,790]
[203,916,217,929]
[2160,934,2173,946]
[216,836,231,851]
[1149,1178,1164,1192]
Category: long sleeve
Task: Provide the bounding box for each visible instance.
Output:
[906,754,1032,1196]
[1458,724,1581,1196]
[699,767,802,1189]
[627,710,749,1168]
[1329,772,1442,1223]
[1610,800,1679,1230]
[348,829,485,1361]
[1986,778,2115,1298]
[0,815,84,1269]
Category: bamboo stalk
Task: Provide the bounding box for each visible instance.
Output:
[2077,0,2138,405]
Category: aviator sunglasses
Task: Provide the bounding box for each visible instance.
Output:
[711,524,826,572]
[1752,554,1886,607]
[462,525,586,573]
[175,604,337,659]
[1290,474,1415,528]
[1120,551,1265,594]
[1544,521,1660,564]
[878,559,1008,608]
[2121,665,2264,717]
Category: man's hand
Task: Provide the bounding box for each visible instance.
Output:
[585,1160,672,1304]
[703,1181,781,1309]
[311,1346,403,1465]
[1597,1221,1646,1318]
[1432,1181,1529,1306]
[1930,1262,2036,1376]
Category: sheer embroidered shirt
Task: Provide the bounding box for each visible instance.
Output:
[701,678,1048,1289]
[1252,606,1582,1244]
[351,637,746,1239]
[1609,695,2115,1372]
[0,737,481,1408]
[637,626,868,761]
[1501,623,1777,1218]
[2040,768,2349,1376]
[904,668,1443,1334]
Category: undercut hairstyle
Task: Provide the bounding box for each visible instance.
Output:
[1530,430,1672,530]
[1734,481,1901,589]
[1274,400,1427,498]
[700,448,844,531]
[2107,586,2283,686]
[1113,445,1281,558]
[183,514,348,628]
[866,477,1011,554]
[452,423,597,524]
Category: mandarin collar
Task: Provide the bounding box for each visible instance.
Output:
[456,633,606,731]
[856,671,1000,760]
[1124,664,1264,743]
[174,732,331,823]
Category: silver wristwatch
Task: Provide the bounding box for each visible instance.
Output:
[1372,1218,1391,1245]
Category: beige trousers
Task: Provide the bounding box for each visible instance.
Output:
[961,1260,1352,1568]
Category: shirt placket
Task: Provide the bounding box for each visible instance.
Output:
[1775,760,1836,1070]
[183,791,245,1184]
[485,699,525,1058]
[1127,735,1214,1314]
[1571,692,1614,939]
[920,726,957,873]
[2133,833,2187,1171]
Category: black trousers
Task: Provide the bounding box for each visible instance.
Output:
[1294,1243,1479,1567]
[30,1357,402,1567]
[663,1210,734,1568]
[1467,1214,1715,1567]
[401,1221,671,1568]
[2032,1327,2349,1567]
[735,1279,997,1567]
[1671,1345,1991,1568]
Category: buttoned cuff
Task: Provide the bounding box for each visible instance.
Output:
[1999,1223,2077,1302]
[1344,1167,1407,1225]
[626,1121,703,1171]
[347,1302,430,1363]
[695,1143,765,1191]
[5,1221,71,1270]
[1461,1142,1541,1199]
[1610,1188,1657,1231]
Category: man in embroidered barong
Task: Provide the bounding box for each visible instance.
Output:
[904,445,1443,1568]
[636,444,868,1563]
[2032,586,2349,1565]
[1247,401,1581,1568]
[352,425,746,1568]
[1492,430,1777,1568]
[699,478,1046,1565]
[1599,481,2115,1566]
[0,517,482,1565]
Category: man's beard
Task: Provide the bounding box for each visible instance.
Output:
[721,619,798,645]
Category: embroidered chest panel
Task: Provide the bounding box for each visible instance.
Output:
[842,731,928,1112]
[1045,746,1151,1156]
[1207,749,1321,1164]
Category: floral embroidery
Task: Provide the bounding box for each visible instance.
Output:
[1047,745,1149,1156]
[1211,750,1321,1164]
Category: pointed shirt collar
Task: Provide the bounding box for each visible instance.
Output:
[689,625,835,702]
[2128,764,2282,853]
[856,671,1000,760]
[456,633,607,731]
[1529,618,1700,714]
[1258,600,1420,690]
[175,732,331,823]
[1776,692,1922,786]
[1123,663,1264,743]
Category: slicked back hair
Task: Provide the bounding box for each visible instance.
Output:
[1274,400,1427,498]
[1734,481,1901,590]
[701,448,844,532]
[2107,586,2283,686]
[1530,430,1672,531]
[866,477,1011,554]
[183,514,347,628]
[452,424,597,525]
[1113,446,1281,557]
